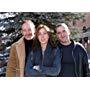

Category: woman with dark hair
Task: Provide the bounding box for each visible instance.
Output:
[24,24,61,77]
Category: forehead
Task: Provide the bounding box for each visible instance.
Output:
[38,28,47,33]
[22,23,30,29]
[56,26,66,31]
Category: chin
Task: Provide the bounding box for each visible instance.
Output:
[60,40,66,43]
[25,35,34,40]
[41,42,47,44]
[25,37,31,40]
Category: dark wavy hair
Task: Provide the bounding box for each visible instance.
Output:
[33,24,56,50]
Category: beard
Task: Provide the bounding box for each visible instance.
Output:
[24,34,33,40]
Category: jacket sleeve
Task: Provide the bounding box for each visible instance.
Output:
[24,52,45,77]
[82,47,89,76]
[6,44,18,77]
[40,47,61,76]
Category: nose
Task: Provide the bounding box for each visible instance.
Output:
[60,33,64,37]
[26,30,31,35]
[41,34,45,38]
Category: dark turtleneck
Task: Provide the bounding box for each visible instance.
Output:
[24,38,33,66]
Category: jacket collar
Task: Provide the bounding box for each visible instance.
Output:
[16,36,25,76]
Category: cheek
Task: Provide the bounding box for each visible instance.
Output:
[46,34,49,39]
[57,34,61,39]
[22,30,27,35]
[38,36,41,41]
[45,35,49,41]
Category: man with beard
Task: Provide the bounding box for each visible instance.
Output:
[6,20,35,77]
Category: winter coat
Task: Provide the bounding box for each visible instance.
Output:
[6,37,26,77]
[58,40,89,77]
[25,43,61,77]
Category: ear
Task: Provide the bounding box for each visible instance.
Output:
[68,29,70,35]
[21,30,24,35]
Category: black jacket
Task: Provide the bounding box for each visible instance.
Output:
[58,40,89,77]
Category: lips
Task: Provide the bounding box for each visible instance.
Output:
[41,38,45,42]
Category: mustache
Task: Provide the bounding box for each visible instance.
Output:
[25,34,32,36]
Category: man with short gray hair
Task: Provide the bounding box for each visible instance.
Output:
[6,20,35,77]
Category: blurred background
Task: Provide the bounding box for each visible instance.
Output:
[0,12,90,76]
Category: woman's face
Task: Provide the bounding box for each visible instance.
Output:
[37,28,49,45]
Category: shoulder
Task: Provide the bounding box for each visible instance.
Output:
[55,46,60,51]
[10,37,24,49]
[74,41,87,53]
[52,46,60,54]
[12,37,24,46]
[16,37,24,45]
[74,41,84,49]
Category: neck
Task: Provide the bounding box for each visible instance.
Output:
[41,43,47,51]
[60,40,71,46]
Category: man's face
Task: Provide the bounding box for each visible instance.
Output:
[21,23,34,40]
[56,26,70,44]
